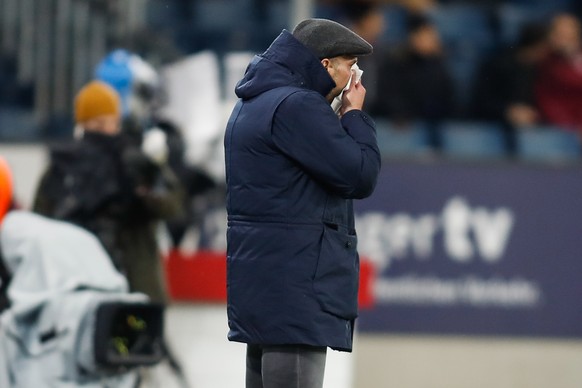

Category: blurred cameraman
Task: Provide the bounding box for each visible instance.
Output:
[33,80,184,303]
[95,49,216,248]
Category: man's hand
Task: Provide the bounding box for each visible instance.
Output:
[340,70,366,116]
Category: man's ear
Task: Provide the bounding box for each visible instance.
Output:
[320,58,331,69]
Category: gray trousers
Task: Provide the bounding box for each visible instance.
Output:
[246,344,327,388]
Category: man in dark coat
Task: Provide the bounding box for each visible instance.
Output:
[224,18,381,388]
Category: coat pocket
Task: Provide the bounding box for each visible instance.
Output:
[313,224,359,320]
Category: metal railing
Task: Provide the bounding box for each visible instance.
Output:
[0,0,147,138]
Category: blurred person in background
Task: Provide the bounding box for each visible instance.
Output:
[32,80,188,387]
[33,80,183,304]
[471,22,550,153]
[224,18,380,388]
[374,13,454,147]
[343,0,388,116]
[535,12,582,134]
[96,49,216,249]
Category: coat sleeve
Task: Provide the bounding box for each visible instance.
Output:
[272,91,381,199]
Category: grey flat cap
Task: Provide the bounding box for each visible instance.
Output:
[292,18,373,59]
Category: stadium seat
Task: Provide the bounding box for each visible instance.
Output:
[145,1,180,29]
[375,120,433,158]
[427,5,496,115]
[381,5,409,45]
[268,0,290,31]
[193,0,250,31]
[515,127,582,164]
[314,3,346,21]
[505,0,573,11]
[440,121,507,159]
[428,4,495,52]
[0,107,39,141]
[496,4,550,47]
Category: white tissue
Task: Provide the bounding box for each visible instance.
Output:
[331,63,363,114]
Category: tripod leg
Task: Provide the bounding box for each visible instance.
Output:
[162,340,191,388]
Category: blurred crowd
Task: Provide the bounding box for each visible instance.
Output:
[320,0,582,156]
[3,0,582,156]
[2,0,582,160]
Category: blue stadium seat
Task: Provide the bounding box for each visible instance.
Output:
[268,1,290,31]
[427,5,496,115]
[0,107,39,141]
[193,0,250,31]
[375,120,433,158]
[186,0,256,53]
[314,3,346,21]
[381,5,409,45]
[516,127,582,164]
[505,0,573,12]
[428,4,495,53]
[440,121,507,159]
[146,1,181,29]
[496,4,550,47]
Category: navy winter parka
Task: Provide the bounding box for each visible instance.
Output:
[224,30,381,351]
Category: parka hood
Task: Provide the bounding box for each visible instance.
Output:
[235,30,336,100]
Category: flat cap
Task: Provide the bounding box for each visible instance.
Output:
[292,18,373,59]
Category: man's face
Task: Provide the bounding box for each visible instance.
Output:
[322,56,358,102]
[83,114,122,136]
